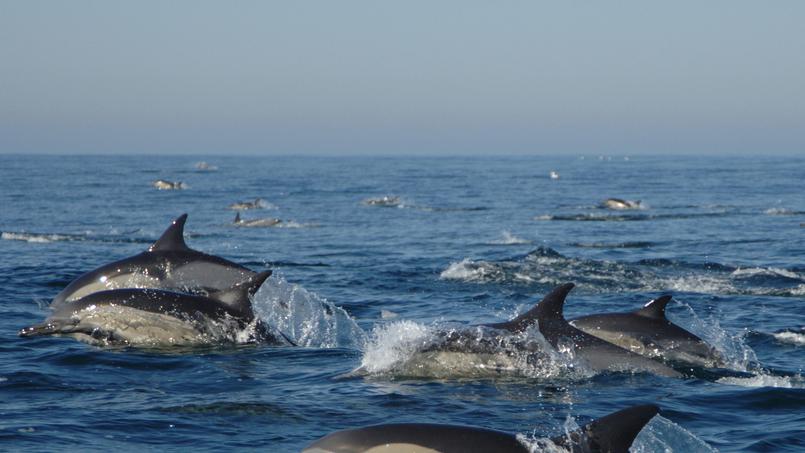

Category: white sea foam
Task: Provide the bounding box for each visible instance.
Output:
[253,274,366,349]
[717,373,805,389]
[439,258,501,282]
[773,330,805,346]
[731,267,802,280]
[661,275,736,294]
[2,232,62,243]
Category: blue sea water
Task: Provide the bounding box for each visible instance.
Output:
[1,154,804,452]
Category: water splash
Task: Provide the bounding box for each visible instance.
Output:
[631,415,718,452]
[357,322,589,380]
[252,274,367,349]
[674,300,759,372]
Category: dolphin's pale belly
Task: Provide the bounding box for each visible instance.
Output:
[56,306,243,346]
[573,328,663,358]
[571,324,724,368]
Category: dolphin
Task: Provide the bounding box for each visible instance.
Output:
[153,179,185,190]
[233,212,282,228]
[229,198,265,210]
[602,198,641,210]
[51,214,257,308]
[303,404,660,453]
[362,196,401,207]
[20,271,291,346]
[569,295,726,368]
[485,284,682,378]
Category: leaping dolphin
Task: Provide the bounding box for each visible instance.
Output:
[485,284,682,378]
[303,404,660,453]
[51,214,256,309]
[21,271,292,346]
[570,295,726,368]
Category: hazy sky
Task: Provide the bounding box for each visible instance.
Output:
[1,2,803,155]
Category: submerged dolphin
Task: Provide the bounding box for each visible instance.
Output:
[303,404,659,453]
[570,295,726,368]
[21,271,291,346]
[485,284,682,378]
[51,214,256,308]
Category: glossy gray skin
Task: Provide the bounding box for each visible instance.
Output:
[304,404,660,453]
[21,271,288,345]
[51,214,256,309]
[485,284,683,378]
[570,296,726,368]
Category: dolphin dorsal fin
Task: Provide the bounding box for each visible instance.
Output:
[553,404,659,452]
[210,270,273,317]
[635,295,672,319]
[485,283,575,332]
[149,214,190,252]
[234,212,241,223]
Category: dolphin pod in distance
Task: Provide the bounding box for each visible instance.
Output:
[303,404,660,453]
[50,214,256,309]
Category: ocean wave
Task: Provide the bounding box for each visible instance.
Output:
[772,329,805,346]
[440,258,505,282]
[2,231,152,245]
[731,267,803,281]
[439,247,805,296]
[764,208,805,216]
[717,372,805,389]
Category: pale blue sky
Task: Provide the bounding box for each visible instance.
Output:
[1,1,803,155]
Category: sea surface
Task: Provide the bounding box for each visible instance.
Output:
[1,154,804,452]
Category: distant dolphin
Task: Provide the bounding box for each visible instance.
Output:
[485,284,682,378]
[20,271,292,346]
[570,295,726,368]
[153,179,185,190]
[233,212,281,228]
[51,214,256,308]
[602,198,641,210]
[303,404,660,453]
[362,196,401,207]
[229,198,264,210]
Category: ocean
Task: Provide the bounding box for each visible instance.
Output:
[1,154,803,452]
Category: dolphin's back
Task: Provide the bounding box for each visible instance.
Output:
[303,423,527,453]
